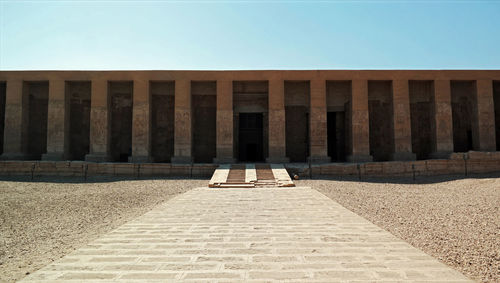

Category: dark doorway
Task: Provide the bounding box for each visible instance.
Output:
[409,81,434,160]
[26,82,49,160]
[494,81,500,151]
[368,81,394,161]
[327,112,346,162]
[238,113,264,162]
[451,81,477,152]
[109,82,133,162]
[0,83,5,155]
[285,108,309,162]
[192,82,216,163]
[67,82,91,160]
[285,81,310,162]
[151,82,175,163]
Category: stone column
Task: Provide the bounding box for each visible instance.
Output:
[431,80,454,158]
[266,79,289,163]
[0,80,26,160]
[85,79,110,162]
[42,80,67,160]
[171,79,192,163]
[309,79,330,163]
[391,80,416,160]
[214,80,235,163]
[347,80,373,162]
[475,79,496,151]
[129,79,151,162]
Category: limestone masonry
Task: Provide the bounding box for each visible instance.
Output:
[0,70,499,171]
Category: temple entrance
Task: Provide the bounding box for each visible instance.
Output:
[327,111,346,162]
[109,82,133,162]
[238,113,264,162]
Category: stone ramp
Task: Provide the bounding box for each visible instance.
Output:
[21,187,470,282]
[209,164,294,188]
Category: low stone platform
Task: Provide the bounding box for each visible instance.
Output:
[209,164,294,188]
[0,151,498,179]
[21,187,470,282]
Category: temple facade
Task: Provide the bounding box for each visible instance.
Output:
[0,70,498,164]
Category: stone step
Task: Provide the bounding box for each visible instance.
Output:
[209,163,294,188]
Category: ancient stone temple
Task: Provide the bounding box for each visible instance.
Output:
[0,70,499,165]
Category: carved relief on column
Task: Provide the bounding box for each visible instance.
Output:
[266,79,289,163]
[0,80,25,160]
[85,79,110,162]
[431,80,453,158]
[391,80,416,161]
[42,80,67,160]
[475,80,496,151]
[214,80,235,163]
[309,79,330,163]
[171,80,192,163]
[129,79,151,162]
[347,80,373,162]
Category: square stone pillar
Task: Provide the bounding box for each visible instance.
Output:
[171,79,192,164]
[42,80,67,160]
[431,80,453,158]
[347,80,373,162]
[85,79,110,162]
[0,80,26,160]
[308,79,330,163]
[213,80,236,163]
[266,79,289,163]
[391,80,416,161]
[129,79,151,162]
[476,79,496,151]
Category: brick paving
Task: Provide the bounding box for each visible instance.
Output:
[21,187,470,282]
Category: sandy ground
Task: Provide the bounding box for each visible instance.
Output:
[297,175,500,283]
[1,175,498,282]
[0,177,206,283]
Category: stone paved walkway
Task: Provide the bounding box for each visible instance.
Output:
[21,187,470,282]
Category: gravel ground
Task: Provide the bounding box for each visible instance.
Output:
[0,177,206,283]
[297,175,500,283]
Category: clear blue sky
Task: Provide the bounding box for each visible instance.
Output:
[1,0,499,70]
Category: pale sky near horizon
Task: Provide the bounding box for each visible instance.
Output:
[0,0,499,70]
